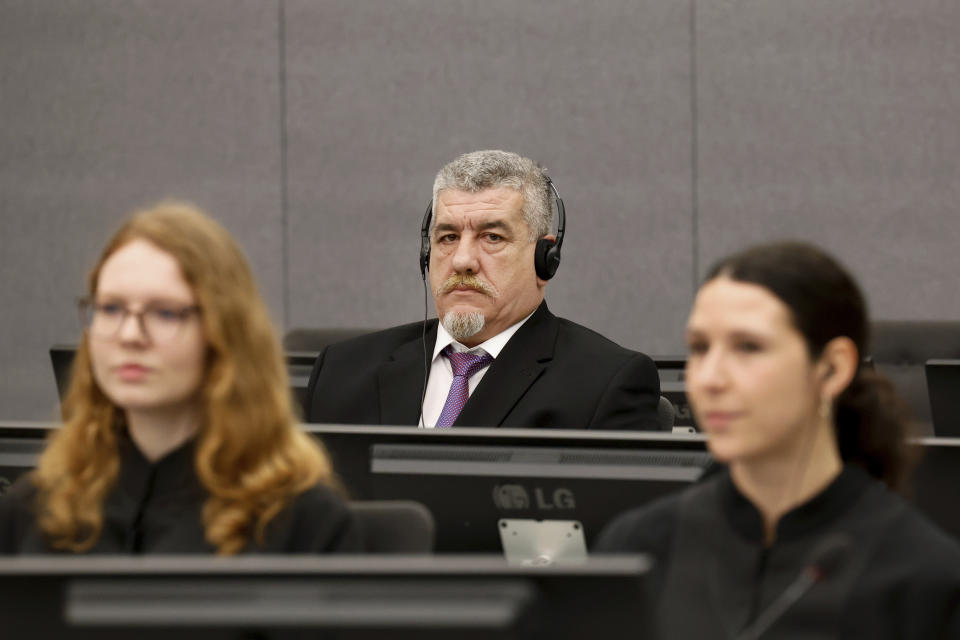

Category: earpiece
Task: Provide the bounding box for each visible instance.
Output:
[419,178,566,281]
[419,202,432,279]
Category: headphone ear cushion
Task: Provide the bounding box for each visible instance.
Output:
[419,202,433,277]
[419,237,430,276]
[535,237,561,280]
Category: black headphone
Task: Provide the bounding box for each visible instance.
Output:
[419,178,566,281]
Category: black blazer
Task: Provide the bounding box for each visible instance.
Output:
[0,435,361,554]
[304,302,663,430]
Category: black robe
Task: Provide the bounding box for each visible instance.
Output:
[0,434,360,554]
[595,465,960,640]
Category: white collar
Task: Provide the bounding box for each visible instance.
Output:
[432,308,538,362]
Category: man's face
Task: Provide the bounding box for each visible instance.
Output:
[429,187,547,347]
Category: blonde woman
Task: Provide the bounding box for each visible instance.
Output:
[1,202,358,554]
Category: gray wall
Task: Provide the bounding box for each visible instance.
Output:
[1,0,958,419]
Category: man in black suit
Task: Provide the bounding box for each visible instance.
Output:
[304,150,662,430]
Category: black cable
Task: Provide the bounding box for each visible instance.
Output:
[418,269,430,426]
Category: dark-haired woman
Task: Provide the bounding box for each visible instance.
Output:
[596,242,960,639]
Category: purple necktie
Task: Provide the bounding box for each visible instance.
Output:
[435,346,493,427]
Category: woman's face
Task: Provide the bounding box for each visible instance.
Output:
[685,276,823,464]
[88,239,206,415]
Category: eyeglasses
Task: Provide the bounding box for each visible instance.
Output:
[78,298,201,344]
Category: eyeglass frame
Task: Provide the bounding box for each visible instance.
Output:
[77,297,202,344]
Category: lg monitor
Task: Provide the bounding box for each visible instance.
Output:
[305,425,713,557]
[0,554,652,640]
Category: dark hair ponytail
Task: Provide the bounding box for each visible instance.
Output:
[835,368,916,490]
[706,241,916,489]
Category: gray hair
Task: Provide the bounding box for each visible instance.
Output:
[431,150,553,241]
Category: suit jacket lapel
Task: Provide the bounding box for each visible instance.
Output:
[377,321,436,425]
[453,302,558,427]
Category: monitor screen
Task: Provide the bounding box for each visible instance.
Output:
[925,359,960,437]
[908,437,960,538]
[0,555,652,640]
[0,421,50,495]
[306,425,713,554]
[49,345,76,404]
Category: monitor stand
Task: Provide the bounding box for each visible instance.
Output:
[498,519,588,566]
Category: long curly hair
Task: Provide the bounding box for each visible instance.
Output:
[33,202,335,554]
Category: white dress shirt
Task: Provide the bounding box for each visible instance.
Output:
[419,311,536,428]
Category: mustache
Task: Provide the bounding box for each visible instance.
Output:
[435,275,498,298]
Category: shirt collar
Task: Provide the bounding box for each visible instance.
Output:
[718,464,874,544]
[117,428,201,501]
[432,309,537,362]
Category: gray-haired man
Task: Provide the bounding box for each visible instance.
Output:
[305,150,661,430]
